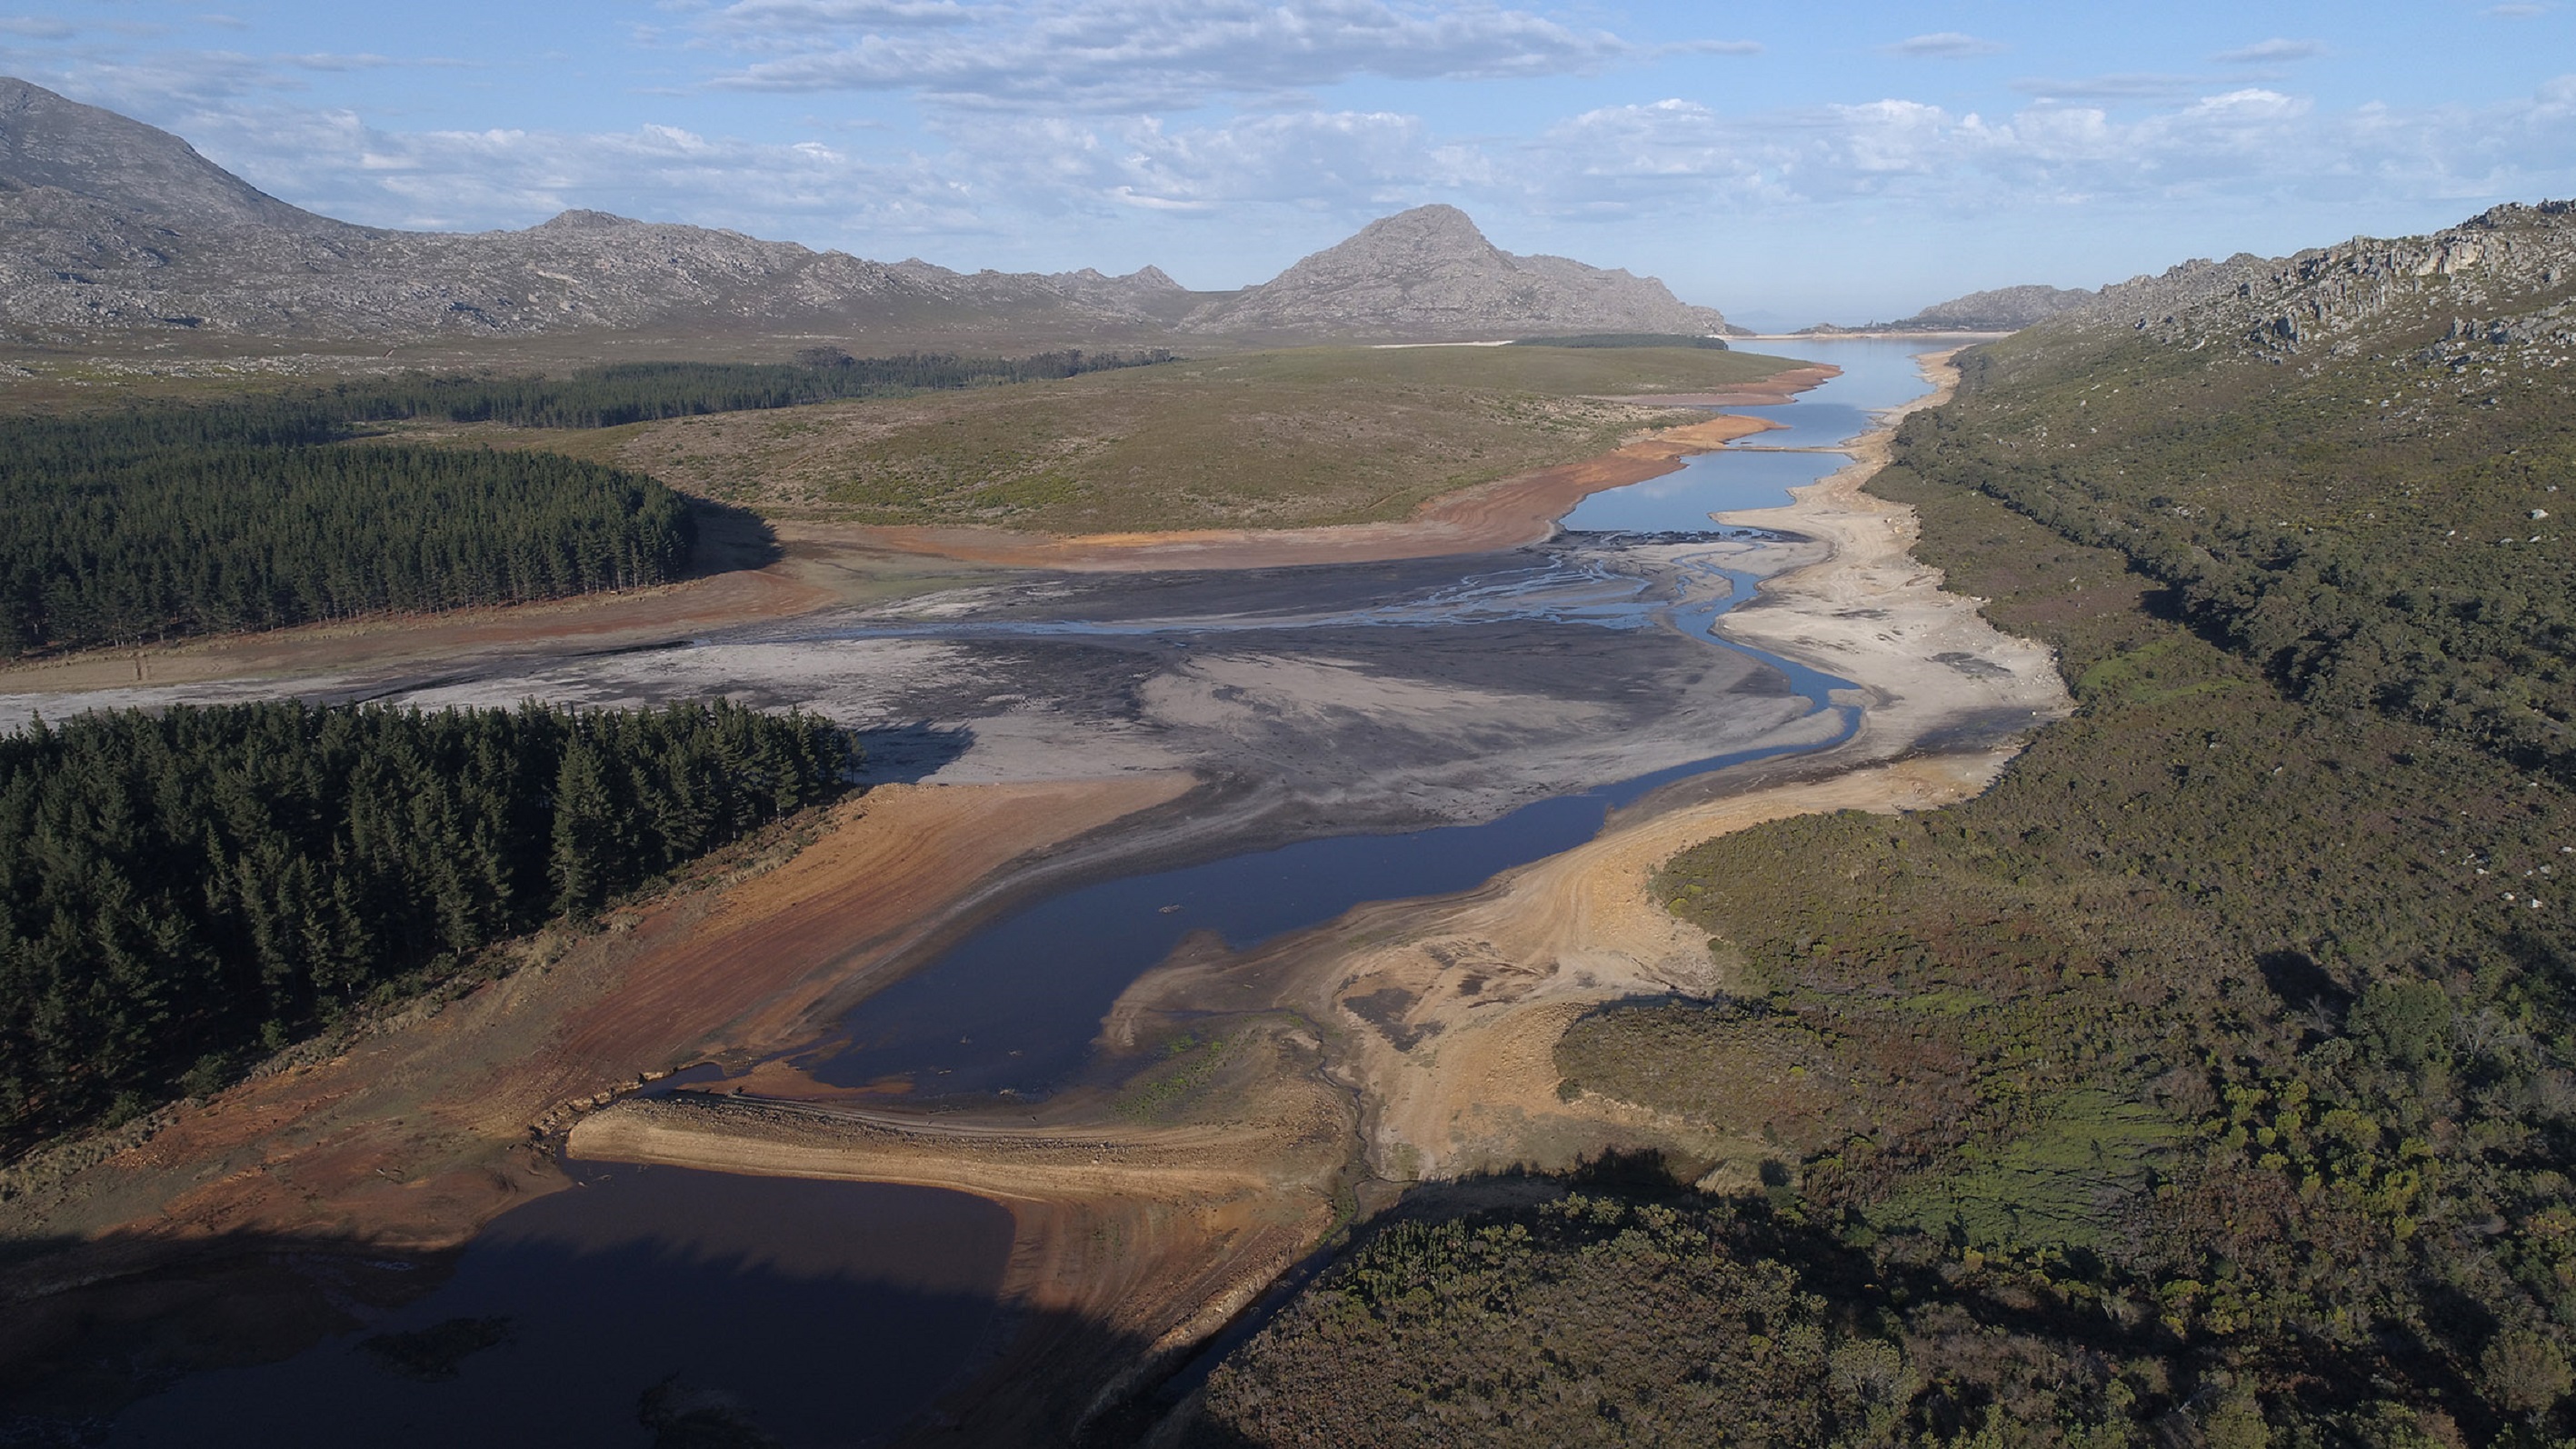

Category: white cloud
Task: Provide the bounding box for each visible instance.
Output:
[2486,4,2548,15]
[703,0,1635,108]
[1511,79,2571,219]
[0,16,75,39]
[1884,33,2004,59]
[2212,38,2327,64]
[2012,73,2209,101]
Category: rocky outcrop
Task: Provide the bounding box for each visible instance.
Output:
[1179,205,1734,342]
[2050,200,2576,365]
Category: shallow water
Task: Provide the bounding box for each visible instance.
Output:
[96,337,1948,1446]
[1561,336,1967,533]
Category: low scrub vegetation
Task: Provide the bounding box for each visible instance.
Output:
[1201,293,2576,1443]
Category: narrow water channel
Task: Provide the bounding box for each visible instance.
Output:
[105,336,1961,1447]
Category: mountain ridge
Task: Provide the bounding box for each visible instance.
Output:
[0,79,1733,351]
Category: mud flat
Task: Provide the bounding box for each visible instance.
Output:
[568,1017,1355,1444]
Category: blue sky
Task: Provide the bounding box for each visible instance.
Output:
[9,1,2575,324]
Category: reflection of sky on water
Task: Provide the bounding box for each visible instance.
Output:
[1562,337,1951,534]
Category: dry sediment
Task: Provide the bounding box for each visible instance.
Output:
[0,372,1812,705]
[7,351,2072,1441]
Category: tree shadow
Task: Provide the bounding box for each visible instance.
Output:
[0,1173,1170,1449]
[682,499,785,578]
[848,722,976,784]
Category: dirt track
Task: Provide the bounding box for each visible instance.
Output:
[569,1024,1354,1444]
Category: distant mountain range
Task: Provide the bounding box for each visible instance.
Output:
[0,77,1734,350]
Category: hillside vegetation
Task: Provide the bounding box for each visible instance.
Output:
[0,700,848,1144]
[612,344,1798,534]
[1196,205,2576,1446]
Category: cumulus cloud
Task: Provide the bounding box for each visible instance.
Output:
[1509,79,2576,220]
[2213,38,2327,64]
[1884,32,2004,59]
[704,0,1635,108]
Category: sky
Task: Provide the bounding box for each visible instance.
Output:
[7,2,2575,325]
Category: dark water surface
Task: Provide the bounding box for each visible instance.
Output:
[106,1167,1013,1449]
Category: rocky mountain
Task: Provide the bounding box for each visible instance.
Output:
[2055,201,2576,366]
[0,80,1738,353]
[0,76,1197,347]
[1809,283,2101,335]
[1178,205,1735,342]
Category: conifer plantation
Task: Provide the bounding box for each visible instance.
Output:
[0,699,850,1144]
[0,403,692,655]
[0,350,1173,657]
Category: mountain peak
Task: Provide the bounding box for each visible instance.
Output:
[0,74,339,235]
[1183,205,1731,341]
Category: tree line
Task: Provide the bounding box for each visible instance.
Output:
[0,699,850,1144]
[1,434,692,655]
[324,348,1177,430]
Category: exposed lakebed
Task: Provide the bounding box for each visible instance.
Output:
[90,338,1955,1446]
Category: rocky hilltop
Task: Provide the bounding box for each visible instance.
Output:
[1182,205,1733,342]
[2052,201,2576,370]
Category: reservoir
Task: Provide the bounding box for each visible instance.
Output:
[96,336,1958,1446]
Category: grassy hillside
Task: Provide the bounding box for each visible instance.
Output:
[602,345,1801,534]
[1194,214,2576,1446]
